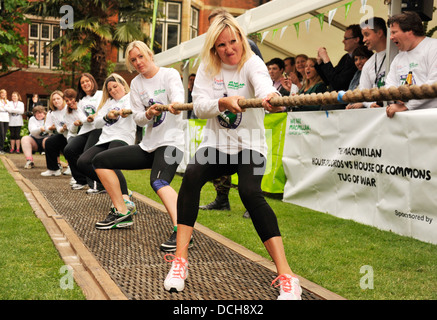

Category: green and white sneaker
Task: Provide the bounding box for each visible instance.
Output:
[95,207,134,230]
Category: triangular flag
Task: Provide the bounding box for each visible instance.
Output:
[272,28,278,39]
[183,59,189,70]
[317,13,324,31]
[294,22,300,38]
[280,25,288,39]
[345,1,353,19]
[305,19,311,33]
[328,8,337,26]
[261,31,269,43]
[361,0,367,9]
[192,57,199,68]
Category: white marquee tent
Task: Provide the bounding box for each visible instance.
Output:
[154,0,436,76]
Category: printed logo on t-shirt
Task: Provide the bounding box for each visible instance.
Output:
[147,98,166,127]
[83,105,96,116]
[217,111,242,129]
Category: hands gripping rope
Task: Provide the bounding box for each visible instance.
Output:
[146,82,437,112]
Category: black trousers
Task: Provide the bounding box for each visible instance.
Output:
[63,129,101,186]
[92,145,183,193]
[44,134,67,170]
[178,147,281,243]
[77,140,129,195]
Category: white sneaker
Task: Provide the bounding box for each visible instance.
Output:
[62,166,71,175]
[71,183,87,190]
[164,255,189,292]
[41,169,62,177]
[69,177,76,186]
[272,274,302,300]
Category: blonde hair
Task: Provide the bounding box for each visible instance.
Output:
[97,73,130,112]
[48,90,64,111]
[11,91,22,101]
[201,11,252,78]
[0,89,7,104]
[125,40,154,73]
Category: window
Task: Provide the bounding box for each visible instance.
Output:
[153,1,181,54]
[28,23,61,69]
[190,7,199,40]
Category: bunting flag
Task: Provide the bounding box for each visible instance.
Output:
[305,18,311,33]
[316,13,324,31]
[294,22,300,38]
[250,0,357,41]
[261,30,269,43]
[345,0,353,19]
[328,8,337,26]
[280,25,288,39]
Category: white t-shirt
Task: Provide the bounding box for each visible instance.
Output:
[385,37,437,110]
[5,101,24,126]
[45,106,67,137]
[94,92,136,146]
[360,50,386,108]
[28,116,47,139]
[130,67,185,152]
[192,55,278,158]
[63,109,82,140]
[76,91,103,135]
[0,99,9,122]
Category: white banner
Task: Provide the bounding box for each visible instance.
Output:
[283,108,437,244]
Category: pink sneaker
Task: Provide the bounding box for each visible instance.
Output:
[272,274,302,300]
[164,254,189,292]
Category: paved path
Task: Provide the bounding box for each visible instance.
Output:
[1,153,345,301]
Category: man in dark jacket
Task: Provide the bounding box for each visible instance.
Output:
[315,24,363,91]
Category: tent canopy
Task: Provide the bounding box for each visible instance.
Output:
[154,0,436,71]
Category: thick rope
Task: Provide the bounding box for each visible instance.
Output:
[114,82,437,112]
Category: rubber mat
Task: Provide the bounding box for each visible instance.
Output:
[11,153,322,300]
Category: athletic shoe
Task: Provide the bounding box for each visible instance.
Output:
[164,255,189,292]
[41,169,62,177]
[95,208,134,230]
[86,188,106,194]
[159,231,194,252]
[71,183,87,190]
[62,166,71,175]
[69,177,76,186]
[109,199,137,216]
[24,160,34,169]
[272,274,302,300]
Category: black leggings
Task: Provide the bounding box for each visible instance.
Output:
[92,145,183,192]
[178,147,281,243]
[77,140,129,195]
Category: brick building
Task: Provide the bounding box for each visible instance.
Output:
[0,0,269,113]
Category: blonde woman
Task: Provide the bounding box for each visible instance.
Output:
[163,11,302,300]
[5,91,24,153]
[41,91,67,176]
[91,42,184,253]
[0,89,9,154]
[77,73,136,220]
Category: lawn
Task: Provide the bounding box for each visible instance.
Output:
[0,160,85,300]
[123,169,437,300]
[1,157,436,300]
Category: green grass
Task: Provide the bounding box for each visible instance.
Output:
[123,169,437,300]
[0,160,85,300]
[1,157,436,300]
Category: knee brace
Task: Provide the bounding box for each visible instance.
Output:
[151,178,169,192]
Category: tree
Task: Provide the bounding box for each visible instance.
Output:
[26,0,153,87]
[0,0,33,74]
